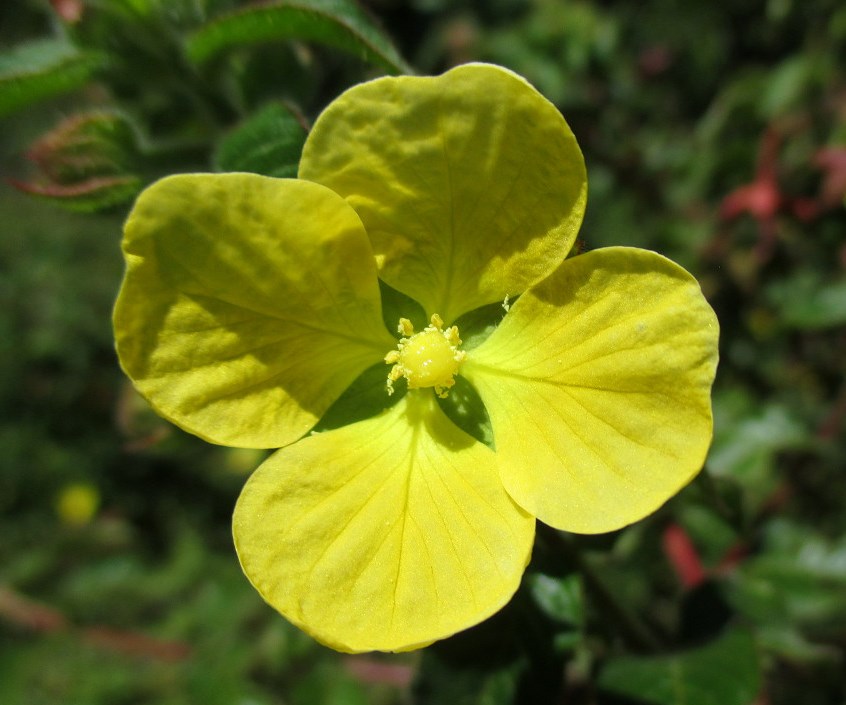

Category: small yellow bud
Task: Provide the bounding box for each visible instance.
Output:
[55,482,100,526]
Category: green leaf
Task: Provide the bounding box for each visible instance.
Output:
[726,519,846,638]
[598,629,761,705]
[0,39,102,117]
[708,391,807,510]
[290,661,370,705]
[677,504,739,566]
[185,0,412,74]
[213,102,307,178]
[758,55,816,119]
[527,573,584,627]
[766,271,846,330]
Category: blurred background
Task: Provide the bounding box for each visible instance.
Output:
[1,0,845,703]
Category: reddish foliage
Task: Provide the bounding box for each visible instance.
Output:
[0,586,68,632]
[84,627,192,662]
[7,175,137,202]
[718,129,784,262]
[344,656,414,687]
[50,0,84,23]
[719,128,846,264]
[813,146,846,208]
[0,585,191,662]
[662,523,706,589]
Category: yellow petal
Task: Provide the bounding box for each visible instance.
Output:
[299,63,586,323]
[462,248,719,533]
[114,174,395,449]
[233,391,534,652]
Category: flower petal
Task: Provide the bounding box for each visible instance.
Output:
[462,248,719,533]
[233,392,534,653]
[114,174,394,449]
[299,63,586,324]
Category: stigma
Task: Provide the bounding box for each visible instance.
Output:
[385,314,465,398]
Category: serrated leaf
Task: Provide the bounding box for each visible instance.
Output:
[599,629,761,705]
[185,0,412,74]
[12,110,146,213]
[27,111,144,182]
[0,39,102,117]
[10,175,143,213]
[213,102,307,177]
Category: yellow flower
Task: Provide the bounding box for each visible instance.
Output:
[113,64,719,653]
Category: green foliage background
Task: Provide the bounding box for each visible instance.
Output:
[1,0,845,703]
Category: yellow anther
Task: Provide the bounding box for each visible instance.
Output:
[398,318,414,337]
[385,314,465,398]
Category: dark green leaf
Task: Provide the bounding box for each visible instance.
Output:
[213,102,307,177]
[185,0,412,74]
[436,374,494,448]
[0,39,102,117]
[413,655,523,705]
[453,299,511,351]
[599,629,761,705]
[412,587,566,705]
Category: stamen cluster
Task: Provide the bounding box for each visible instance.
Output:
[385,314,466,398]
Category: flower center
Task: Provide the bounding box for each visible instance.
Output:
[385,314,465,398]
